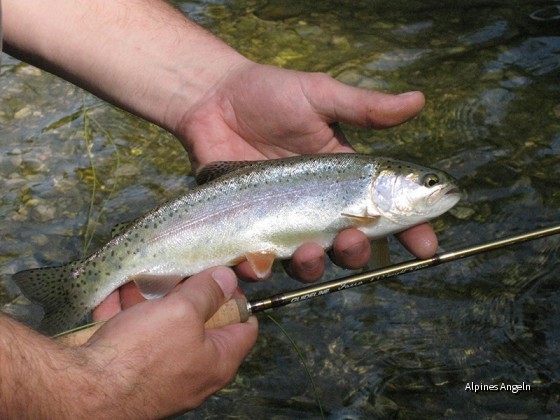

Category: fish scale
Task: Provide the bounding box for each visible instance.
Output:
[13,154,461,334]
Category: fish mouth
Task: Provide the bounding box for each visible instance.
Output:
[444,186,462,197]
[440,185,463,208]
[427,184,463,207]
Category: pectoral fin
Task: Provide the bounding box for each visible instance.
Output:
[133,274,184,299]
[245,251,276,279]
[341,213,380,225]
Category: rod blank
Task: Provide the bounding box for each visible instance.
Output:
[247,224,560,314]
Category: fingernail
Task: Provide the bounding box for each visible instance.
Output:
[398,91,419,97]
[211,267,237,300]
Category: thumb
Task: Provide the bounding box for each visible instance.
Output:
[174,266,239,324]
[305,74,425,129]
[177,267,258,366]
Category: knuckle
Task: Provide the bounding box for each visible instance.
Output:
[163,293,197,322]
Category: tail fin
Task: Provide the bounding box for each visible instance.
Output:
[12,260,89,335]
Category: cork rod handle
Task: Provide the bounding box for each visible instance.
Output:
[56,297,250,347]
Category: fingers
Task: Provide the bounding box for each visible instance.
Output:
[329,229,371,269]
[180,268,257,381]
[120,281,146,309]
[307,74,425,129]
[91,289,121,321]
[331,226,439,265]
[281,230,370,283]
[282,242,325,283]
[91,282,151,321]
[396,223,438,258]
[86,267,258,416]
[233,243,328,283]
[173,267,239,324]
[90,267,255,344]
[236,226,434,284]
[92,267,243,333]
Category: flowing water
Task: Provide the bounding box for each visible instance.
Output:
[1,0,559,418]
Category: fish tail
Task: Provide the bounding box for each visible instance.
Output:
[12,260,91,335]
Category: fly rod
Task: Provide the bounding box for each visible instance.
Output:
[248,223,560,313]
[59,224,560,346]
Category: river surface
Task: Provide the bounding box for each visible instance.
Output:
[1,0,559,418]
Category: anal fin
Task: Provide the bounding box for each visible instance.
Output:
[245,251,276,279]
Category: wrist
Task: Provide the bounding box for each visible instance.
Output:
[161,46,251,139]
[2,0,250,139]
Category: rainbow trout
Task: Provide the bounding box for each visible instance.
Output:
[13,154,461,334]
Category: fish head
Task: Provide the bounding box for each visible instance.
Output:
[371,159,462,225]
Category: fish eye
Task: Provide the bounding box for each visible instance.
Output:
[422,173,440,188]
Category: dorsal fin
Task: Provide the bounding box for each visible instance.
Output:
[110,221,131,238]
[195,160,262,184]
[111,215,145,238]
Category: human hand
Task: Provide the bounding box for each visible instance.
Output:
[4,0,435,282]
[86,267,257,417]
[172,62,436,281]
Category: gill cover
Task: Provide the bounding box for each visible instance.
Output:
[371,161,459,224]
